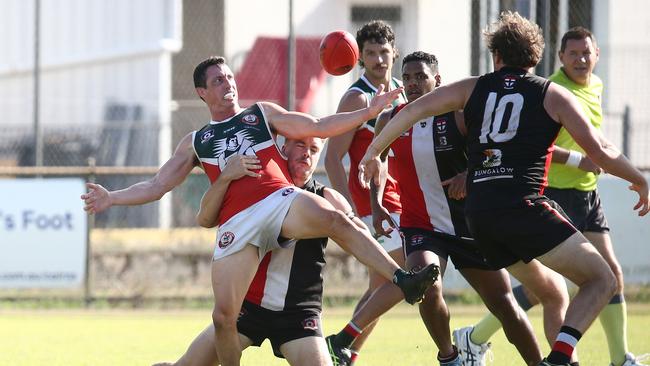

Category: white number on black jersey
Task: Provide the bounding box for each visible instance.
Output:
[479,92,524,143]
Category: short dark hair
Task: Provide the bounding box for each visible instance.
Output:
[356,20,399,66]
[403,51,439,74]
[484,11,545,69]
[193,56,226,88]
[560,26,596,52]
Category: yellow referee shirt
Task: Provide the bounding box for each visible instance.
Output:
[547,68,604,191]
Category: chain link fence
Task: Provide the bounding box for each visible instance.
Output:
[2,0,650,301]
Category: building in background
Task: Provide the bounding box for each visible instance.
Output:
[1,0,648,228]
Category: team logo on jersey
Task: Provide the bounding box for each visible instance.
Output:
[201,130,214,144]
[302,317,320,331]
[419,120,428,128]
[213,130,258,168]
[435,118,447,134]
[282,187,295,196]
[410,234,425,247]
[503,74,518,90]
[242,113,259,126]
[218,231,235,249]
[482,149,503,167]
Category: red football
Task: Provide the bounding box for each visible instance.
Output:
[319,30,359,76]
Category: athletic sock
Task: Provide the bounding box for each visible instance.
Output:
[334,321,362,348]
[470,315,502,344]
[548,326,582,364]
[599,294,628,366]
[350,350,359,365]
[470,284,535,344]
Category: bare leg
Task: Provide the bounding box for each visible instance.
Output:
[407,251,455,357]
[350,247,405,354]
[281,336,333,366]
[462,268,542,365]
[281,192,401,281]
[152,324,254,366]
[210,244,260,366]
[533,232,616,333]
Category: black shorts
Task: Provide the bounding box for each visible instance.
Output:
[237,300,322,358]
[466,195,578,269]
[545,187,609,233]
[400,227,491,270]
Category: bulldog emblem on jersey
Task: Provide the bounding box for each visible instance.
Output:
[482,149,503,167]
[302,317,320,331]
[503,74,518,90]
[218,231,235,249]
[214,130,257,168]
[241,113,259,125]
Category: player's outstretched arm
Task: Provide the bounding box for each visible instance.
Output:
[261,85,403,139]
[81,133,198,214]
[548,84,649,215]
[369,109,396,236]
[196,155,261,228]
[359,78,477,189]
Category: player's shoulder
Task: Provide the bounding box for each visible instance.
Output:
[338,88,369,112]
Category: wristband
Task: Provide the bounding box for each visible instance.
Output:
[565,150,582,168]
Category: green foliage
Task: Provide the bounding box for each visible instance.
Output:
[1,305,649,365]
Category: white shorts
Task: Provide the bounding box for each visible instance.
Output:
[361,213,402,252]
[214,187,299,261]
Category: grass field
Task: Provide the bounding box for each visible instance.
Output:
[1,304,649,365]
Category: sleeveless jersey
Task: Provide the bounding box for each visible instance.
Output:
[389,105,470,237]
[245,179,328,312]
[346,74,405,216]
[463,67,561,211]
[192,103,292,225]
[547,68,603,191]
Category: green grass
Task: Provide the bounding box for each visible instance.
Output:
[1,304,649,365]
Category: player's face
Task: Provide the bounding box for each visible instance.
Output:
[361,41,395,80]
[284,137,324,181]
[402,61,438,103]
[197,64,238,107]
[559,37,599,86]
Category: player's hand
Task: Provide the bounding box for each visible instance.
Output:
[578,155,603,175]
[221,154,262,181]
[372,204,395,238]
[441,171,468,200]
[629,181,650,216]
[359,153,382,190]
[368,84,404,118]
[81,183,113,214]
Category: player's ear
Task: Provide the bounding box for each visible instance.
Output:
[435,74,441,87]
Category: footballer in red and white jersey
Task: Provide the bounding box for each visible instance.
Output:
[192,103,292,225]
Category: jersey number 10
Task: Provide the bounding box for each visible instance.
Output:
[479,92,524,143]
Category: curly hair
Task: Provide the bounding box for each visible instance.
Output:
[356,20,399,67]
[483,11,544,69]
[193,56,226,89]
[403,51,439,74]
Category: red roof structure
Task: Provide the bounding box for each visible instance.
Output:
[236,36,327,112]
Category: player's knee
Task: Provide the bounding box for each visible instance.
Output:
[212,306,237,331]
[484,292,520,321]
[599,266,618,298]
[609,262,624,293]
[419,283,443,307]
[323,209,351,233]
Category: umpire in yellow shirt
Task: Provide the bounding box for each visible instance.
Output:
[546,27,646,366]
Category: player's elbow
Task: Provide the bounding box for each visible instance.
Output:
[196,212,217,228]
